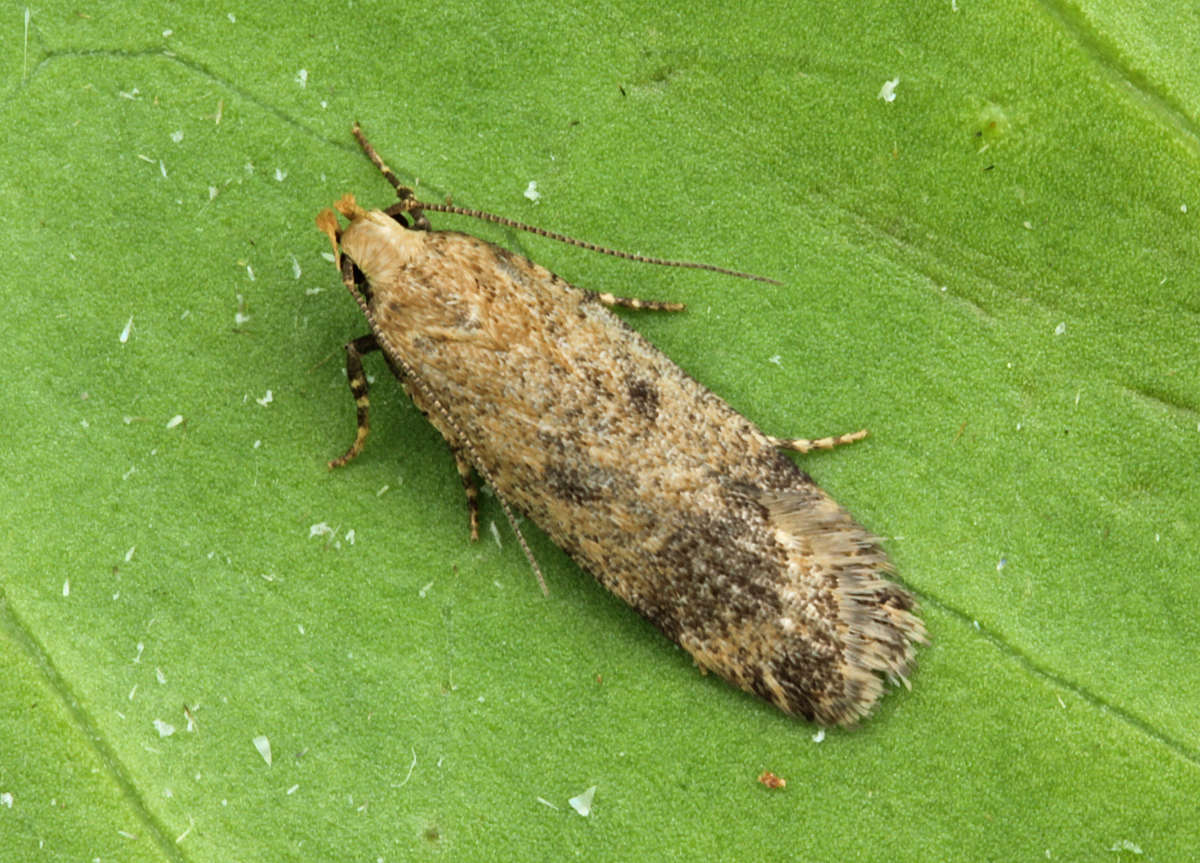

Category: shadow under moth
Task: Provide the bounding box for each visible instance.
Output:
[315,125,926,726]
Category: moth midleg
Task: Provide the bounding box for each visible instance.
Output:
[449,448,481,542]
[594,292,686,312]
[767,428,869,454]
[329,334,380,469]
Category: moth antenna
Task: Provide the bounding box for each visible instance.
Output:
[336,254,549,596]
[352,122,780,285]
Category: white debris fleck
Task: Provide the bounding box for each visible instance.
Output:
[253,439,262,449]
[125,545,136,562]
[253,735,272,766]
[129,684,138,700]
[1182,204,1188,214]
[376,484,390,497]
[62,579,70,597]
[274,167,287,182]
[295,69,308,88]
[812,728,825,743]
[490,521,503,549]
[419,581,434,598]
[768,355,782,366]
[997,556,1007,571]
[286,784,300,795]
[291,255,302,279]
[568,785,597,817]
[1023,220,1034,230]
[1109,840,1143,854]
[1054,322,1066,336]
[536,796,559,810]
[245,265,255,281]
[159,160,167,178]
[524,181,541,202]
[170,130,183,144]
[166,415,184,429]
[176,816,193,843]
[209,185,219,200]
[134,642,145,663]
[392,747,418,789]
[153,719,176,737]
[345,528,356,545]
[0,792,12,808]
[297,623,305,635]
[80,419,88,429]
[119,87,140,100]
[156,667,166,685]
[255,389,274,407]
[878,77,900,103]
[120,315,134,344]
[163,29,173,38]
[309,522,336,539]
[227,12,236,23]
[305,286,323,295]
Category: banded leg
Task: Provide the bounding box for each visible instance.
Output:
[768,428,868,454]
[450,448,481,541]
[329,334,380,469]
[593,291,685,312]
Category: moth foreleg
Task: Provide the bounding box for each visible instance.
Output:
[768,428,868,454]
[594,291,686,312]
[449,448,481,542]
[328,334,380,469]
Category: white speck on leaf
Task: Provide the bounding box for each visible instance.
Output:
[274,167,287,182]
[120,315,134,343]
[166,415,184,429]
[490,521,503,549]
[878,77,900,102]
[568,785,597,816]
[253,735,272,766]
[256,390,273,407]
[295,69,308,87]
[153,719,175,737]
[227,12,236,23]
[62,579,69,597]
[125,545,136,562]
[812,728,825,743]
[309,522,336,539]
[170,130,183,144]
[1054,322,1066,336]
[291,255,302,279]
[1109,840,1143,854]
[524,181,541,202]
[0,792,12,808]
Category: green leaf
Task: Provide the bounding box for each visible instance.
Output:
[2,2,1196,860]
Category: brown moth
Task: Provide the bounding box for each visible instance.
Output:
[315,125,926,725]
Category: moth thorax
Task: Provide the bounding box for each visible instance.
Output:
[339,210,424,289]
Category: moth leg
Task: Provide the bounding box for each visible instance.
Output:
[329,334,380,469]
[768,428,868,454]
[450,448,481,542]
[594,291,685,312]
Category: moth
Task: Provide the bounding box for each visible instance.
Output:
[315,125,926,725]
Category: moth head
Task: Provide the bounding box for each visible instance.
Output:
[322,194,424,289]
